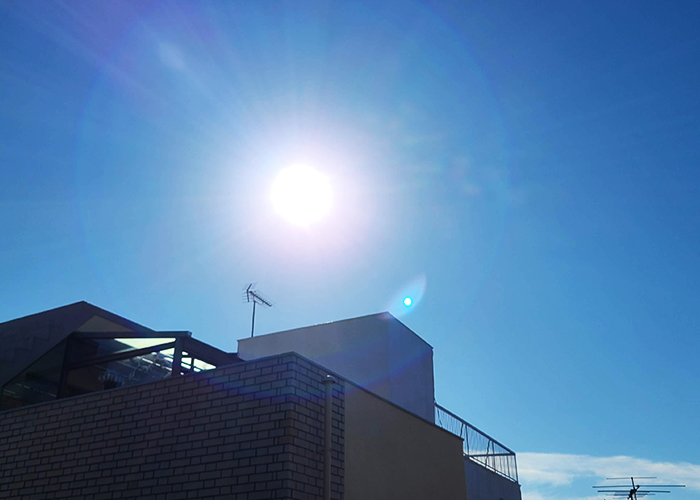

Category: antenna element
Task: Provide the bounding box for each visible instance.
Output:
[593,476,685,500]
[244,284,273,338]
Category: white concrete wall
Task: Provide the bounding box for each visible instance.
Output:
[237,313,435,422]
[387,317,435,423]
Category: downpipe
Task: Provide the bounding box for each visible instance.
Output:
[322,375,337,500]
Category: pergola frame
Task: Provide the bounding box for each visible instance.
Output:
[53,331,237,398]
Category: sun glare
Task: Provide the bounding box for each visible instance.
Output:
[271,165,332,226]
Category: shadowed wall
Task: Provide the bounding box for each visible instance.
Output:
[0,354,344,500]
[344,384,467,500]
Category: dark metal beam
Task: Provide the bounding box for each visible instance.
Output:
[182,337,239,367]
[171,337,183,377]
[72,331,191,339]
[56,339,72,399]
[66,342,176,370]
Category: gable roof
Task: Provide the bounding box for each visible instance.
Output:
[0,301,156,388]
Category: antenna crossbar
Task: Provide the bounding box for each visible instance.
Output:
[594,477,684,500]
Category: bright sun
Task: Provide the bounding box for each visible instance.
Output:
[271,164,332,226]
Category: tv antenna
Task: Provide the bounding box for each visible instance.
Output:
[243,284,272,338]
[594,477,685,499]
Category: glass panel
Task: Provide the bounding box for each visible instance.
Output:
[0,340,67,411]
[181,352,216,373]
[67,337,175,363]
[192,358,216,372]
[115,338,176,349]
[63,348,174,397]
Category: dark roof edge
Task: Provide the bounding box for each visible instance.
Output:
[0,301,88,327]
[0,301,156,333]
[0,302,158,388]
[74,301,157,333]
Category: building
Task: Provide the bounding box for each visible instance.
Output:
[0,301,522,500]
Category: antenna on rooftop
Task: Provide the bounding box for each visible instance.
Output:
[594,477,685,500]
[243,284,272,338]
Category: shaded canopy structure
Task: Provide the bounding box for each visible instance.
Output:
[0,301,239,411]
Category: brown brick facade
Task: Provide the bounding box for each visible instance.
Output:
[0,353,344,500]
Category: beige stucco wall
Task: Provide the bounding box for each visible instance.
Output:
[345,384,467,500]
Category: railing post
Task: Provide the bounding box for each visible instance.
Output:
[464,422,469,455]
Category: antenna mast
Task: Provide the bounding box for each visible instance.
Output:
[244,284,273,338]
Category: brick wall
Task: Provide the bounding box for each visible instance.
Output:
[0,353,344,500]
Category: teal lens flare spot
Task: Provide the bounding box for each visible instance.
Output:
[403,297,412,307]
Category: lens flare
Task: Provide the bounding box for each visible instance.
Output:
[388,275,427,317]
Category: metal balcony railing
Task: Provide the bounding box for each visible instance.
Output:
[435,403,519,483]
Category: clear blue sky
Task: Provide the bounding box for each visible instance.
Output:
[1,2,699,498]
